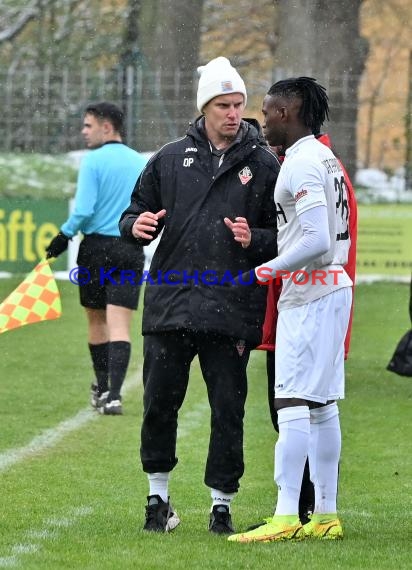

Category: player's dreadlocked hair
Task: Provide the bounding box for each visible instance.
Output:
[267,77,329,135]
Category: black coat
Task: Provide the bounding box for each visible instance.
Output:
[120,118,280,346]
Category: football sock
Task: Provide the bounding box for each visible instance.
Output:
[148,472,170,503]
[274,406,310,516]
[309,403,341,514]
[108,341,131,401]
[299,458,315,521]
[210,488,234,512]
[88,342,109,393]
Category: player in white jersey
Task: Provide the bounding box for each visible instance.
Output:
[270,136,352,309]
[229,77,354,543]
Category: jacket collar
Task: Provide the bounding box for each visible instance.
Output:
[188,116,261,150]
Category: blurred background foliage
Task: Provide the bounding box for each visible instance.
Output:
[0,0,411,182]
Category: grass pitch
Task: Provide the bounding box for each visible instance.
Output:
[0,279,411,569]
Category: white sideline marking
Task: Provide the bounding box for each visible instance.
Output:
[0,367,142,567]
[0,506,93,568]
[11,545,38,555]
[0,558,16,568]
[0,369,142,474]
[0,409,98,473]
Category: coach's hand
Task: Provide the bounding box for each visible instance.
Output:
[224,216,252,249]
[45,232,70,259]
[132,209,167,240]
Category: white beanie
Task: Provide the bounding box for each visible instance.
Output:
[196,56,247,113]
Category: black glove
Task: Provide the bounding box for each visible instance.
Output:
[45,232,70,259]
[227,268,272,286]
[221,269,258,286]
[233,269,259,285]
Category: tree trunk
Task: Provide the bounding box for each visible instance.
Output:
[405,50,412,190]
[137,0,205,151]
[273,0,368,178]
[119,0,142,147]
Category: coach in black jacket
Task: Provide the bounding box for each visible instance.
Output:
[120,57,279,534]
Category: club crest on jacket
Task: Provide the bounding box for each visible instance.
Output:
[238,166,252,185]
[236,339,246,356]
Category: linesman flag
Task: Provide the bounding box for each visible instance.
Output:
[0,259,62,334]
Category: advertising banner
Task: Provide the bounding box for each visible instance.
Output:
[356,204,412,277]
[0,198,68,273]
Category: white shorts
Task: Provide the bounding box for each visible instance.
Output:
[274,287,352,404]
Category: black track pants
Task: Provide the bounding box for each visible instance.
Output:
[140,331,250,493]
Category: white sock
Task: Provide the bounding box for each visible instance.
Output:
[148,472,169,502]
[210,488,235,512]
[274,406,310,516]
[309,403,341,514]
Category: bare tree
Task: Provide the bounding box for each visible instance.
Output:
[0,1,124,68]
[359,0,411,172]
[137,0,205,148]
[118,0,142,145]
[1,0,408,168]
[361,39,404,168]
[273,0,368,177]
[200,0,277,113]
[405,50,412,190]
[0,1,38,43]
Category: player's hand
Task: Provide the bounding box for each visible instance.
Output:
[132,209,166,240]
[45,232,70,259]
[223,216,251,248]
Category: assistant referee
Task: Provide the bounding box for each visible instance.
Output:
[46,102,147,415]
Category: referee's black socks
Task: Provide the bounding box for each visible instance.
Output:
[108,341,131,401]
[89,342,109,394]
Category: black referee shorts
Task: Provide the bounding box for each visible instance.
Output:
[76,234,144,310]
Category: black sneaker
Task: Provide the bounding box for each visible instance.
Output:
[99,399,122,415]
[90,383,109,409]
[143,495,180,532]
[209,505,234,535]
[299,507,313,526]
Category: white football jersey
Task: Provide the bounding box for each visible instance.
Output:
[274,135,352,309]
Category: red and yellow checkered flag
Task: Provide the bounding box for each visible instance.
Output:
[0,259,62,334]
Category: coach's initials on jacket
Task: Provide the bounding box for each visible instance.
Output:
[183,157,194,167]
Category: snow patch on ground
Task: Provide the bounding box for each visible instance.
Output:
[355,167,412,203]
